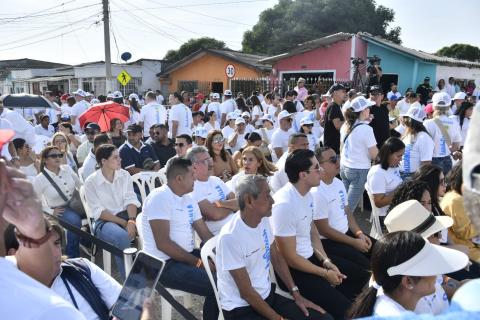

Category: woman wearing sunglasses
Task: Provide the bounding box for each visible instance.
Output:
[33,146,83,258]
[206,130,238,182]
[52,132,78,172]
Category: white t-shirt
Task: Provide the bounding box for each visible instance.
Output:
[374,288,413,317]
[255,127,274,145]
[34,124,55,138]
[365,164,403,216]
[168,103,193,137]
[205,102,221,124]
[272,183,318,259]
[143,185,202,261]
[424,115,462,157]
[70,100,90,132]
[306,133,319,152]
[191,176,234,235]
[340,121,377,169]
[203,121,220,133]
[396,99,410,116]
[415,275,449,315]
[156,95,164,105]
[400,132,434,174]
[269,152,289,193]
[245,123,255,134]
[228,131,246,154]
[450,115,470,147]
[271,128,291,155]
[251,105,264,126]
[387,90,401,100]
[220,99,236,116]
[139,102,167,137]
[216,213,273,311]
[266,104,279,125]
[311,178,348,238]
[0,258,86,320]
[222,126,235,151]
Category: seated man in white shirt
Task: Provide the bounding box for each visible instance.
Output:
[186,146,238,235]
[34,114,55,138]
[216,174,330,320]
[0,159,85,320]
[5,217,121,320]
[228,117,247,153]
[84,144,141,279]
[269,132,309,193]
[312,146,372,289]
[81,133,111,181]
[141,157,218,320]
[271,110,294,162]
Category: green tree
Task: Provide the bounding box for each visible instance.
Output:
[436,44,480,62]
[164,37,228,62]
[242,0,401,55]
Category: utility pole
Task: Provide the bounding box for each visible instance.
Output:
[103,0,112,94]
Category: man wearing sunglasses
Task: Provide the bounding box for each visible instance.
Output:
[76,122,100,166]
[174,134,193,158]
[149,124,176,168]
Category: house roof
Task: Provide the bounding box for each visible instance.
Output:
[158,48,271,76]
[0,58,70,70]
[358,32,480,68]
[259,32,354,63]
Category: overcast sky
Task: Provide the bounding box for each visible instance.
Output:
[0,0,478,65]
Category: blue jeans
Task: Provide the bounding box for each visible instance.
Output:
[340,166,369,212]
[160,249,218,320]
[59,207,82,258]
[432,156,452,176]
[94,219,131,280]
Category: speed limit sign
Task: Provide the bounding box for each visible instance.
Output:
[225,64,236,78]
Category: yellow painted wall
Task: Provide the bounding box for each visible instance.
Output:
[161,53,267,93]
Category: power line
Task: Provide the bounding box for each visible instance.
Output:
[0,0,76,18]
[113,0,268,11]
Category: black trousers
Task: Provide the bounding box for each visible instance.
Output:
[276,255,352,320]
[223,284,333,320]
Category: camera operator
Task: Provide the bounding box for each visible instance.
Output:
[366,56,382,87]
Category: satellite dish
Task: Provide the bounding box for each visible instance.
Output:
[121,52,132,62]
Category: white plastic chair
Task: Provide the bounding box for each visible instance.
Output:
[79,186,111,275]
[366,190,384,240]
[135,211,192,320]
[132,171,164,203]
[269,264,293,299]
[201,236,224,320]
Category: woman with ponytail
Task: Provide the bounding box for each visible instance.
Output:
[348,231,468,318]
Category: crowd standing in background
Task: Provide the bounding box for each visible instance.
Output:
[0,76,479,320]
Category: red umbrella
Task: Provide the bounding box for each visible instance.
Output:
[78,101,130,132]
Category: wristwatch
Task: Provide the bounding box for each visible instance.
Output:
[290,286,300,293]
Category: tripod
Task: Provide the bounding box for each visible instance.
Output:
[352,64,366,94]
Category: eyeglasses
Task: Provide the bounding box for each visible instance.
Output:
[320,155,339,164]
[285,118,293,122]
[175,143,185,147]
[47,153,64,159]
[195,157,213,165]
[85,130,98,135]
[212,138,225,144]
[305,164,323,173]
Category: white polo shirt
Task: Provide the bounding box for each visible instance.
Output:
[269,151,289,193]
[216,213,273,311]
[139,102,167,137]
[191,176,234,235]
[143,185,202,261]
[34,124,55,138]
[424,115,462,157]
[220,99,236,116]
[340,121,377,169]
[272,183,318,259]
[70,100,90,133]
[228,131,246,154]
[365,164,403,217]
[168,103,193,137]
[374,288,413,317]
[270,127,291,161]
[311,178,349,238]
[400,132,434,174]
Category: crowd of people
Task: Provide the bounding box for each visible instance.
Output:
[0,76,479,320]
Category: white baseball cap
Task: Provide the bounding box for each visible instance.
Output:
[234,109,243,117]
[212,93,220,99]
[242,111,251,118]
[278,110,292,121]
[452,92,467,101]
[106,93,114,99]
[349,96,375,112]
[432,92,451,108]
[113,91,123,99]
[235,117,246,125]
[90,98,100,105]
[260,114,274,124]
[226,112,237,121]
[387,238,468,277]
[224,89,232,96]
[385,200,453,238]
[300,117,314,126]
[73,89,86,97]
[404,102,426,122]
[85,91,92,97]
[194,126,208,139]
[128,93,139,101]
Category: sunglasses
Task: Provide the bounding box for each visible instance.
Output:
[285,118,293,122]
[175,143,185,147]
[85,130,98,135]
[320,155,339,164]
[305,164,323,173]
[47,153,64,159]
[213,138,225,144]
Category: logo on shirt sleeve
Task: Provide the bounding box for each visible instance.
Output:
[262,228,271,270]
[338,190,346,211]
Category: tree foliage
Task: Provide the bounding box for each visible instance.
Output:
[242,0,401,55]
[436,44,480,62]
[164,37,228,62]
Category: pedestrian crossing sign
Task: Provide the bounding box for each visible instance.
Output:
[117,70,132,86]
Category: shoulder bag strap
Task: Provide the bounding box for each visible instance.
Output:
[433,117,452,147]
[41,169,69,202]
[343,123,365,145]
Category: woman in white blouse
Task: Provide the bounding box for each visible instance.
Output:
[33,146,83,258]
[451,101,473,148]
[84,144,141,278]
[13,138,38,181]
[340,96,378,212]
[347,231,467,318]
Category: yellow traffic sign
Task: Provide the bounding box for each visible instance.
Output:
[117,70,132,86]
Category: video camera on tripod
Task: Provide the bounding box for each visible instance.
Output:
[350,57,365,67]
[367,55,381,65]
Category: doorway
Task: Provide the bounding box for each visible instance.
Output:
[211,82,223,94]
